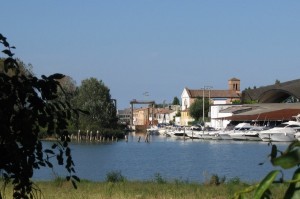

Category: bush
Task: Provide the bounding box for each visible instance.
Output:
[153,173,167,184]
[209,174,226,186]
[227,177,241,185]
[105,170,126,183]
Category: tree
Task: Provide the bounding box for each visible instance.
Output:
[172,96,180,105]
[57,75,77,101]
[74,77,118,131]
[0,34,79,198]
[56,76,79,132]
[0,57,33,77]
[189,98,209,122]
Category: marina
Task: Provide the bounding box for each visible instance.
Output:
[144,113,300,142]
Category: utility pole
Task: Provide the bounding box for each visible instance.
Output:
[203,86,213,127]
[202,88,205,125]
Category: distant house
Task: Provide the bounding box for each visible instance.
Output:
[132,107,179,126]
[117,108,132,125]
[133,107,152,126]
[154,108,177,124]
[180,78,242,126]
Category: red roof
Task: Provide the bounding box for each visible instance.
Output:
[225,109,300,121]
[187,88,240,98]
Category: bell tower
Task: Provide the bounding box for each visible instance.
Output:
[228,78,240,93]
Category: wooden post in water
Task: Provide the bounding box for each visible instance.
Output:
[145,132,150,143]
[192,128,194,141]
[77,130,81,141]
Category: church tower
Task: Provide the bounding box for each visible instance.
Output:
[228,78,240,93]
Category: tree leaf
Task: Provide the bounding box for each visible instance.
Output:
[48,73,65,80]
[45,160,53,168]
[51,143,58,149]
[269,144,277,160]
[284,168,300,199]
[44,149,55,154]
[2,49,14,57]
[272,148,300,169]
[254,170,279,199]
[72,175,80,182]
[71,180,78,189]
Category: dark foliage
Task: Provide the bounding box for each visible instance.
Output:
[0,34,79,198]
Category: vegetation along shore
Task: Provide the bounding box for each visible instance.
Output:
[0,174,287,199]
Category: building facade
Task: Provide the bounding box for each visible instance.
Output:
[180,78,242,126]
[117,108,132,125]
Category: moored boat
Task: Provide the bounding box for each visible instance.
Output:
[229,125,265,141]
[146,126,160,135]
[259,114,300,142]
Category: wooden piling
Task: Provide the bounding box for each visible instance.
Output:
[77,130,81,141]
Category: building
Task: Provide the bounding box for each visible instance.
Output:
[212,79,300,128]
[210,104,243,129]
[117,108,132,125]
[180,78,242,126]
[154,108,177,125]
[132,107,179,127]
[133,107,152,126]
[242,79,300,103]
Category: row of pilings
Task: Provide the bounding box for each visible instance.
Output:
[70,130,119,142]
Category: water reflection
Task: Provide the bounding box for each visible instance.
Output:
[34,133,293,183]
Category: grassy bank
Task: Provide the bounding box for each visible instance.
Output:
[0,178,287,199]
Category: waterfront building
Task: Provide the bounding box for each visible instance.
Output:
[213,79,300,128]
[180,78,242,126]
[152,108,177,125]
[117,108,132,125]
[133,107,178,126]
[132,107,151,126]
[242,79,300,103]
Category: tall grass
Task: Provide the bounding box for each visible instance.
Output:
[0,173,287,199]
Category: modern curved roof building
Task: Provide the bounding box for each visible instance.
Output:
[242,79,300,103]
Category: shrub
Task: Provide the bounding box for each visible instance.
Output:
[227,177,241,185]
[209,174,226,186]
[105,170,126,183]
[153,173,167,184]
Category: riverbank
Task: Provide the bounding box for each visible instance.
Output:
[1,179,287,199]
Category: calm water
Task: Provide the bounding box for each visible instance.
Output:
[34,133,293,183]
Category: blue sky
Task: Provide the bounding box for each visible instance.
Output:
[1,1,300,109]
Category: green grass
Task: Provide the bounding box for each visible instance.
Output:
[0,178,287,199]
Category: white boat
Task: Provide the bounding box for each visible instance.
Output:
[229,126,265,141]
[216,129,233,140]
[200,127,219,140]
[259,114,300,142]
[165,126,189,139]
[229,123,252,140]
[217,123,249,140]
[146,126,160,135]
[185,126,202,139]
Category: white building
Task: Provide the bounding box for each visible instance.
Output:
[180,78,242,127]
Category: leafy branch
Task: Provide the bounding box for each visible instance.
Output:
[235,141,300,199]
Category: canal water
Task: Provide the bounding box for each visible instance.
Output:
[34,133,294,183]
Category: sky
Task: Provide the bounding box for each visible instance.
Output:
[1,1,300,109]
